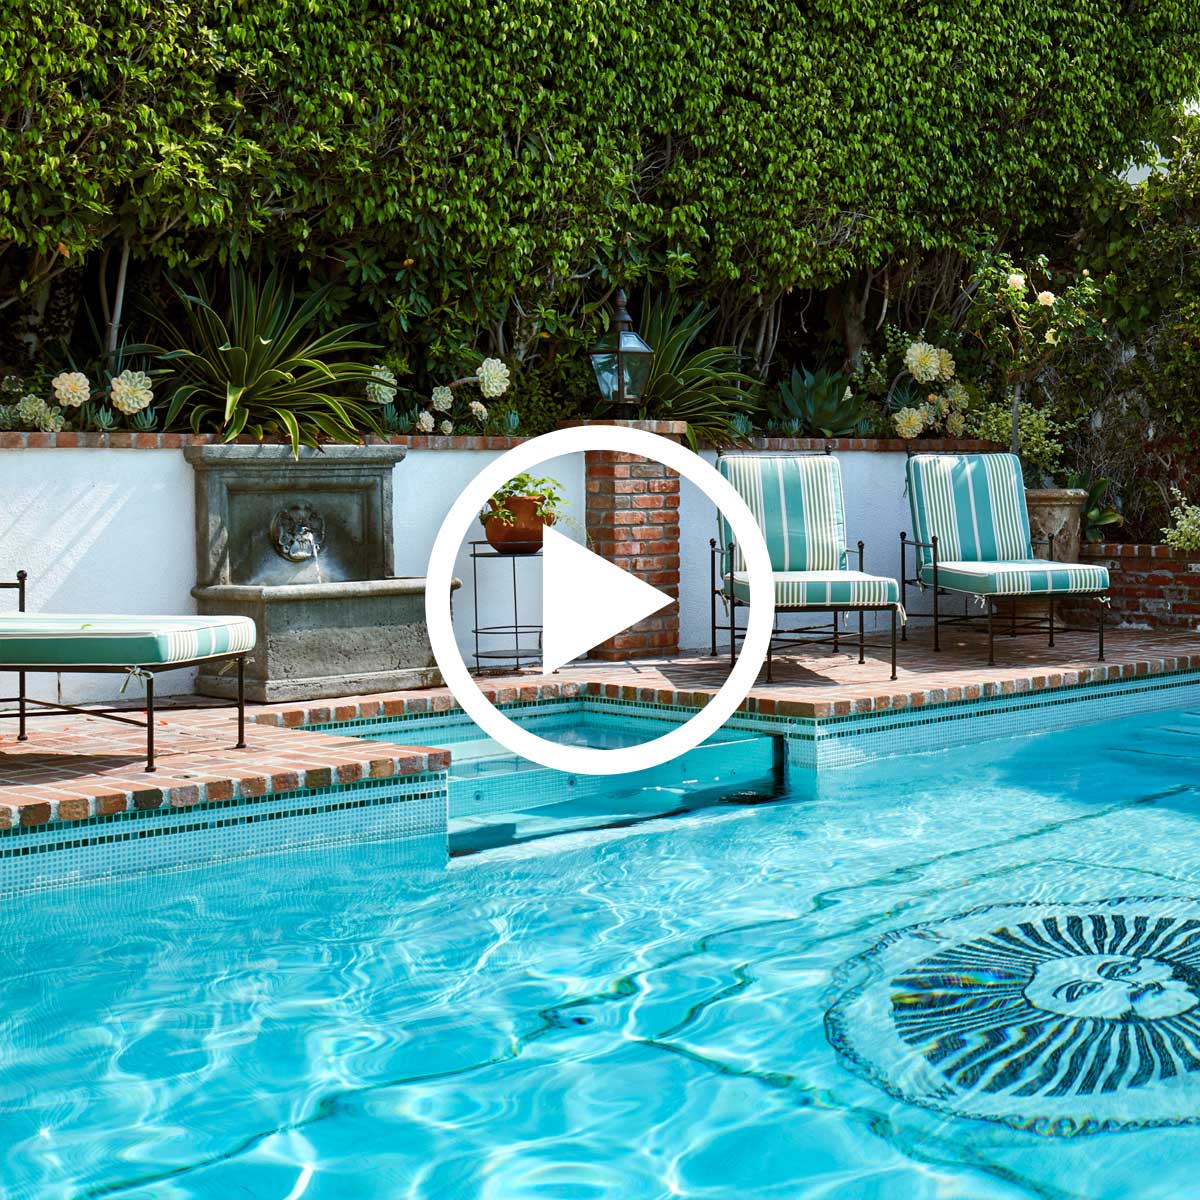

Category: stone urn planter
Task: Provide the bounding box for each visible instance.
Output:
[1019,487,1087,627]
[482,495,553,555]
[1025,487,1088,564]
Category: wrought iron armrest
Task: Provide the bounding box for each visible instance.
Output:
[842,540,867,570]
[0,569,27,610]
[1031,531,1057,561]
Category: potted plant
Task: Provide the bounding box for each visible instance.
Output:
[479,473,569,554]
[966,253,1104,553]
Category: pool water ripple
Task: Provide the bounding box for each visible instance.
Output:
[7,708,1200,1195]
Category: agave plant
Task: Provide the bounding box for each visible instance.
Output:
[622,294,757,448]
[139,266,382,453]
[767,366,873,437]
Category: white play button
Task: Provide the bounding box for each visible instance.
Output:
[540,525,675,672]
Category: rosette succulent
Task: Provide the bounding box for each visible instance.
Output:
[51,371,91,407]
[365,365,397,406]
[904,341,942,384]
[476,357,511,398]
[431,385,453,413]
[110,370,154,414]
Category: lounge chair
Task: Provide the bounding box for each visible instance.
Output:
[0,571,255,772]
[900,452,1109,663]
[711,451,903,680]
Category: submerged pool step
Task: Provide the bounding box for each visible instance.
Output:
[447,731,780,820]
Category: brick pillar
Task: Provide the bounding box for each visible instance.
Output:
[566,419,685,659]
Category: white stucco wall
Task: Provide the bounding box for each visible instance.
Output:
[1,443,927,704]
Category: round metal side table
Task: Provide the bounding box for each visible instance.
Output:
[468,541,544,674]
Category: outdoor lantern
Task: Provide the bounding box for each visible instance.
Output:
[589,288,654,410]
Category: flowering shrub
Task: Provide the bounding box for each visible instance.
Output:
[1162,489,1200,553]
[974,397,1068,480]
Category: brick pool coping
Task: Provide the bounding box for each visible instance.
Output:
[249,631,1200,726]
[0,709,448,829]
[4,627,1200,830]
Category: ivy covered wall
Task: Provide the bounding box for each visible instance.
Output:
[3,0,1199,385]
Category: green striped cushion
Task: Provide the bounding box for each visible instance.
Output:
[917,559,1109,596]
[717,454,846,571]
[0,614,256,667]
[907,453,1032,567]
[729,570,899,607]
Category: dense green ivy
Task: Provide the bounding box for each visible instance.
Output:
[1,0,1198,386]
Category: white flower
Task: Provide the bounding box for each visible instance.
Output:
[415,410,435,434]
[38,405,65,434]
[893,406,927,439]
[430,385,453,413]
[439,419,453,436]
[468,400,488,421]
[365,365,397,406]
[936,348,955,382]
[51,371,90,407]
[1037,290,1056,306]
[1082,268,1090,277]
[842,386,853,401]
[904,341,941,384]
[16,394,45,423]
[476,357,511,398]
[1044,328,1059,345]
[945,410,967,438]
[1006,272,1026,291]
[110,369,153,414]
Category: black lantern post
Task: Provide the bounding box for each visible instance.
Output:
[589,288,654,412]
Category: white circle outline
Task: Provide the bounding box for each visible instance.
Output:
[424,426,774,775]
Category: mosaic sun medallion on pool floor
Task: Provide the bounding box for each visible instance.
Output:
[825,898,1200,1136]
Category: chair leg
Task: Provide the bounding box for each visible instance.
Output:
[1048,595,1055,648]
[987,601,995,666]
[890,607,897,681]
[709,539,718,657]
[17,670,26,742]
[145,673,156,773]
[729,605,737,668]
[858,608,865,665]
[236,655,247,749]
[1099,599,1105,662]
[832,613,839,654]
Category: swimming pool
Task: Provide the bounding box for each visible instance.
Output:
[6,704,1200,1197]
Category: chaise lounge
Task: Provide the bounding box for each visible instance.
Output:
[900,452,1110,664]
[0,571,256,772]
[711,451,904,680]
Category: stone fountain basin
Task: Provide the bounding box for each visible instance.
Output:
[193,578,447,703]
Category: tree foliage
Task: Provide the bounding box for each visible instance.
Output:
[2,0,1198,390]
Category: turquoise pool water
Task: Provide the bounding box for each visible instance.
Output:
[7,706,1200,1197]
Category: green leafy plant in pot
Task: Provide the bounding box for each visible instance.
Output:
[479,473,569,554]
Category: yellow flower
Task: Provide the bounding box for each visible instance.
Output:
[1037,290,1056,306]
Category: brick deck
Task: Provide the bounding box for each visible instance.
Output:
[3,626,1200,828]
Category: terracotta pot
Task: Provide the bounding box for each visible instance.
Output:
[483,495,553,555]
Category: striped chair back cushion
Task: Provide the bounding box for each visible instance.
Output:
[717,454,847,572]
[906,453,1032,567]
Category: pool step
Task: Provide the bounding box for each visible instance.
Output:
[447,731,779,819]
[448,771,783,858]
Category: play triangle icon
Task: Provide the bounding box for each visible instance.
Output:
[540,525,675,671]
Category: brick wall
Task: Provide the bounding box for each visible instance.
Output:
[578,421,683,659]
[1064,544,1200,630]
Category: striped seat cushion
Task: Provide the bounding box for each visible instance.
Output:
[917,559,1110,596]
[0,614,256,667]
[907,453,1033,567]
[717,454,847,571]
[728,570,900,607]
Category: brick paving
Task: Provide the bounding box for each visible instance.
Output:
[4,626,1200,829]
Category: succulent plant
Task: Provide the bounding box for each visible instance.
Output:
[91,405,118,432]
[130,407,158,431]
[381,403,406,433]
[0,404,19,430]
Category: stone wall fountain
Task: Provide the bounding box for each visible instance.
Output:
[185,444,443,702]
